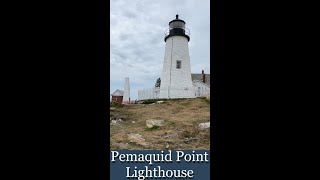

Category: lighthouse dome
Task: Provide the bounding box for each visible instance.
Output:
[164,14,190,42]
[169,14,186,28]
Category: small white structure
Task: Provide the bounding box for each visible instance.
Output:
[159,14,195,99]
[123,77,130,103]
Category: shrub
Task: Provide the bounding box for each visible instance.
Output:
[110,102,124,107]
[141,98,168,104]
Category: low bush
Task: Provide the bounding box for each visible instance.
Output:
[110,102,124,107]
[141,98,167,104]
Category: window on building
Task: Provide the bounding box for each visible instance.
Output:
[176,60,181,69]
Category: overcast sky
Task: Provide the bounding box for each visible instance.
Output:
[110,0,210,100]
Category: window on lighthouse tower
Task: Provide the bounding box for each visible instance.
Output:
[176,60,182,69]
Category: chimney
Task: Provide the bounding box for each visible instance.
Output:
[202,70,206,83]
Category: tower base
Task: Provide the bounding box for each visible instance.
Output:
[159,86,196,99]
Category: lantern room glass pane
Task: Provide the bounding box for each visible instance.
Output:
[169,21,185,29]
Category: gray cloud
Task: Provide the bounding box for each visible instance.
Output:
[123,10,137,19]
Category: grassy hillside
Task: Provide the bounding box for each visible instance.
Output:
[110,97,210,150]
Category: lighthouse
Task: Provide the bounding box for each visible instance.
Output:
[159,14,195,99]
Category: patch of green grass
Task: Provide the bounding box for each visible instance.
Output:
[110,102,124,107]
[141,99,157,104]
[203,98,210,104]
[140,98,169,104]
[180,131,193,138]
[144,126,160,131]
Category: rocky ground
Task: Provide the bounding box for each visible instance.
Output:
[110,97,210,150]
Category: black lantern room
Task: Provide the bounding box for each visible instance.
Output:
[164,14,190,42]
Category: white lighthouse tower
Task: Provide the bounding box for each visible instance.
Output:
[159,14,195,99]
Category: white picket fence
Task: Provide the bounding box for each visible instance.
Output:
[138,87,210,100]
[138,87,161,100]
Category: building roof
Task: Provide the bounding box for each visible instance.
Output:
[111,89,124,96]
[191,74,210,85]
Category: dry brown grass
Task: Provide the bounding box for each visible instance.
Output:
[110,98,210,150]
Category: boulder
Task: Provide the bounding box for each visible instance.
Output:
[146,119,165,128]
[199,122,210,130]
[165,143,170,149]
[183,137,198,143]
[110,119,123,125]
[110,107,116,111]
[157,101,164,104]
[110,120,118,125]
[127,133,149,147]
